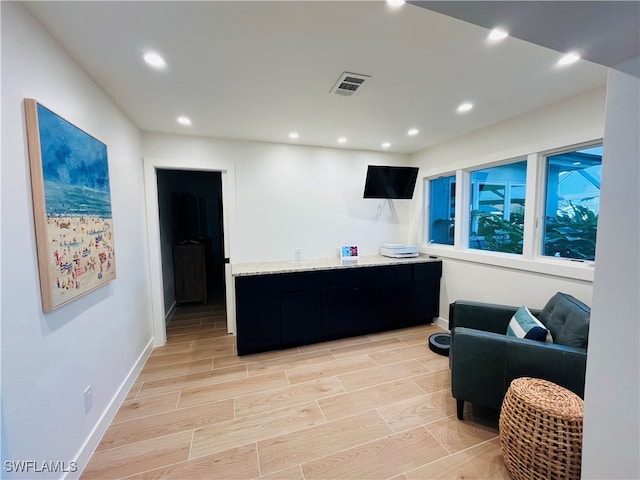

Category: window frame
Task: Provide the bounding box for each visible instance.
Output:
[421,139,602,282]
[539,141,603,262]
[425,173,457,246]
[467,157,528,256]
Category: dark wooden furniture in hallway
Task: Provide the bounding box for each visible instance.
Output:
[173,242,207,306]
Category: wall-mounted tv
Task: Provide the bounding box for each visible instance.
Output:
[363,165,419,199]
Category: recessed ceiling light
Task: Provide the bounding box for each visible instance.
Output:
[386,0,405,6]
[337,137,347,144]
[382,142,391,148]
[407,128,419,136]
[143,52,166,69]
[288,132,299,139]
[488,28,509,42]
[557,52,581,66]
[177,116,192,126]
[457,102,474,113]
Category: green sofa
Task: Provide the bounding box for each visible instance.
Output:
[449,292,590,420]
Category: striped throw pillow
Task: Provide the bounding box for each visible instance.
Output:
[507,306,552,342]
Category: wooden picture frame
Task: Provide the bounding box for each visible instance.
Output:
[24,99,116,311]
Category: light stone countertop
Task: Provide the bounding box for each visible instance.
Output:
[231,254,441,276]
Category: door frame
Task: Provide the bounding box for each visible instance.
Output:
[143,156,237,347]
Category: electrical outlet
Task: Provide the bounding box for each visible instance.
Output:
[83,385,93,413]
[294,248,302,261]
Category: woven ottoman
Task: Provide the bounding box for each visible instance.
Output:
[499,377,584,480]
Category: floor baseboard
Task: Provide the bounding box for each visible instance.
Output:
[434,316,450,331]
[66,338,154,480]
[164,301,177,327]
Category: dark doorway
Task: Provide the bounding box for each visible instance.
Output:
[156,170,225,317]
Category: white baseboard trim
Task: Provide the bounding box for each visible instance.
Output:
[164,301,177,327]
[65,337,154,480]
[433,316,450,332]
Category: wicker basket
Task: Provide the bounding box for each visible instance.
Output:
[499,377,584,480]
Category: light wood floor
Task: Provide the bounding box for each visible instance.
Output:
[81,302,511,479]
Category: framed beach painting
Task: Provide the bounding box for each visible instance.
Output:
[24,99,116,311]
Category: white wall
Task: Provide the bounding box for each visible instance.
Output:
[409,86,605,179]
[409,87,605,317]
[582,68,640,479]
[143,133,413,264]
[1,4,153,478]
[439,259,593,314]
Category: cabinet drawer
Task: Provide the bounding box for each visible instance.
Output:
[281,271,321,293]
[235,274,280,296]
[351,266,386,288]
[382,264,412,285]
[321,268,357,289]
[413,262,442,281]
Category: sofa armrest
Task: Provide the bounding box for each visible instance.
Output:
[450,328,509,410]
[451,327,587,411]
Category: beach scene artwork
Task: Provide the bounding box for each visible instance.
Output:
[24,99,116,311]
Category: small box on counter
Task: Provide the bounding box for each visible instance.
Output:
[380,243,418,258]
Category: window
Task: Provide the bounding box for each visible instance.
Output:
[428,175,456,245]
[469,161,527,254]
[543,145,602,260]
[422,140,602,275]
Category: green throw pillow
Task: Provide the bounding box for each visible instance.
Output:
[507,306,552,342]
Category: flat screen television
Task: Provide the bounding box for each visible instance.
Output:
[363,165,419,199]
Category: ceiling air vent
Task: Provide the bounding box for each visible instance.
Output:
[330,72,371,97]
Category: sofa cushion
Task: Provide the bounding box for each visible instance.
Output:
[507,306,551,342]
[539,292,590,348]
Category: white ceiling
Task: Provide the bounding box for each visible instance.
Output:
[22,1,618,154]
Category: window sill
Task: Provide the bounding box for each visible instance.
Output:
[420,244,594,282]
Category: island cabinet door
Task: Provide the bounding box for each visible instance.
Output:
[409,262,443,321]
[347,269,385,334]
[280,272,322,347]
[235,274,281,355]
[320,268,362,338]
[376,264,413,330]
[281,291,322,346]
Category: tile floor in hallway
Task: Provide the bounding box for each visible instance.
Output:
[81,302,510,479]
